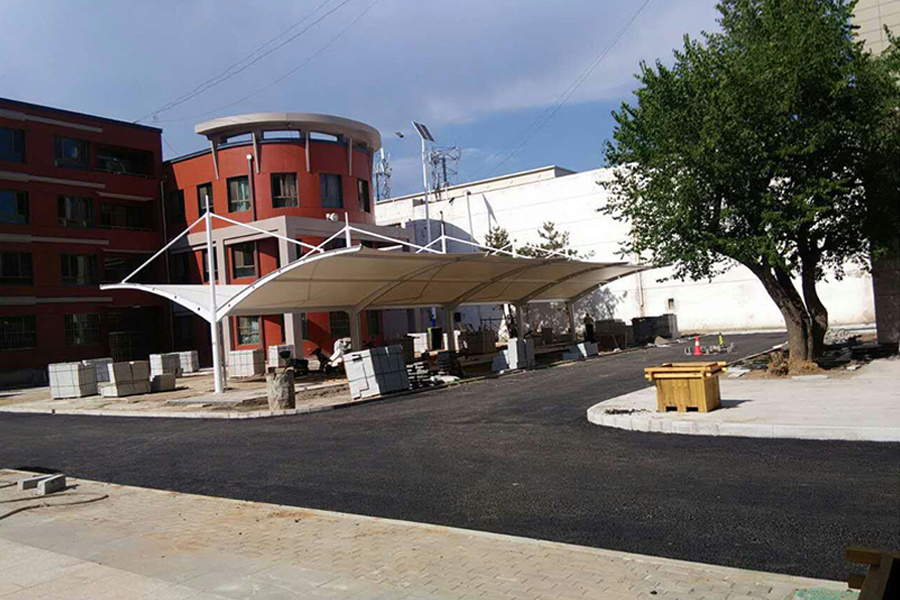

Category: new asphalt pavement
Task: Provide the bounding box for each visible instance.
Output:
[1,332,897,581]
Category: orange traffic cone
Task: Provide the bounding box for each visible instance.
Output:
[693,336,702,356]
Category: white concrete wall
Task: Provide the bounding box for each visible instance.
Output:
[376,166,875,337]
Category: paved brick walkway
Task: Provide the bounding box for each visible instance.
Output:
[0,470,845,600]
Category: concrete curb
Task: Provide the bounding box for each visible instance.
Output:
[585,404,900,442]
[0,398,375,420]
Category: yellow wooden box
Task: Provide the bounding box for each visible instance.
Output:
[643,362,727,413]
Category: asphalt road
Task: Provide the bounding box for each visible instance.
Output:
[1,332,898,581]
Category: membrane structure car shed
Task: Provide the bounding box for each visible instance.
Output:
[102,215,646,393]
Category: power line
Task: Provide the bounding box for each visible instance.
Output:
[472,0,652,180]
[162,137,180,156]
[148,0,333,118]
[156,0,381,125]
[135,0,354,123]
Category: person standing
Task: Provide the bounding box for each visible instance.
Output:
[583,313,595,343]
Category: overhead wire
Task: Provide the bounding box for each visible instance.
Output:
[155,0,381,125]
[471,0,653,180]
[135,0,354,123]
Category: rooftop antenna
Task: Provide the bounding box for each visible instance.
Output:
[374,148,392,202]
[412,121,435,244]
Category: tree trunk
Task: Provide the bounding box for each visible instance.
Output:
[800,262,828,359]
[746,263,814,362]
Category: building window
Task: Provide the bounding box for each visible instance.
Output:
[61,254,98,286]
[237,316,260,345]
[322,238,347,252]
[197,183,214,214]
[366,310,380,336]
[95,145,153,176]
[201,250,219,282]
[103,255,150,284]
[173,315,194,351]
[667,298,676,311]
[64,313,101,346]
[54,136,90,168]
[58,196,93,228]
[167,189,185,221]
[0,315,37,350]
[300,313,308,339]
[319,173,343,208]
[99,203,147,230]
[0,127,25,163]
[271,173,298,208]
[0,190,28,224]
[329,311,350,339]
[231,242,256,278]
[227,176,250,212]
[170,252,191,284]
[0,252,33,285]
[357,179,371,213]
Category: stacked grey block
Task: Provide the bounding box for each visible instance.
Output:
[228,349,265,377]
[268,344,294,369]
[562,341,599,361]
[177,350,199,374]
[49,362,98,399]
[150,353,182,378]
[101,360,151,397]
[150,372,176,392]
[345,345,409,400]
[81,358,113,383]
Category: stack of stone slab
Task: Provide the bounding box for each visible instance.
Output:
[562,341,599,361]
[149,353,182,378]
[81,358,113,384]
[268,344,294,369]
[228,349,265,377]
[177,350,199,374]
[491,338,535,373]
[345,345,409,400]
[100,360,151,397]
[49,362,98,399]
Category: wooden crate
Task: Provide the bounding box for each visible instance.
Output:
[644,362,727,413]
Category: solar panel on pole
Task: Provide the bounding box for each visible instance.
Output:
[412,121,435,142]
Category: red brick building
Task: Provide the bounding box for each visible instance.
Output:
[163,113,412,365]
[0,97,168,384]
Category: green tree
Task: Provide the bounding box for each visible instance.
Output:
[484,226,512,251]
[602,0,899,362]
[517,221,582,258]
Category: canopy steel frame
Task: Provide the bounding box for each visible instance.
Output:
[101,212,646,393]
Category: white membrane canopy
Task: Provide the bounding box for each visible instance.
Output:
[102,246,647,323]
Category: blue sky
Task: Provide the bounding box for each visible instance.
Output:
[2,0,721,196]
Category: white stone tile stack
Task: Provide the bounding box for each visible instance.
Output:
[81,358,113,383]
[177,351,199,374]
[345,345,409,400]
[49,362,98,399]
[492,338,536,373]
[149,353,182,378]
[506,338,535,369]
[268,345,294,369]
[228,349,265,377]
[101,360,151,397]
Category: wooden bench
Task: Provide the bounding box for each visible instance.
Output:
[846,546,899,599]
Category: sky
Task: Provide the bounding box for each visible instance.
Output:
[1,0,722,196]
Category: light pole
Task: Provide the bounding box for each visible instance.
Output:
[411,121,435,245]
